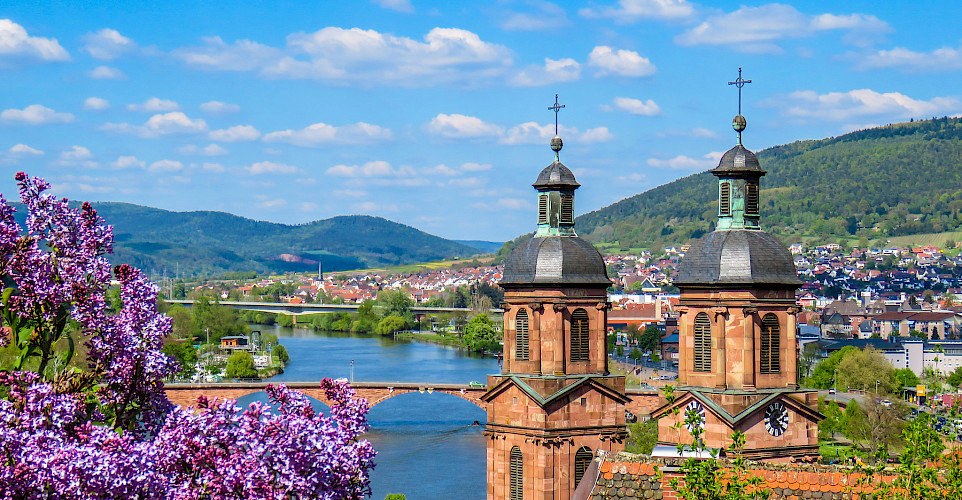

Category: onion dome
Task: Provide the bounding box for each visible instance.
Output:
[674,230,799,287]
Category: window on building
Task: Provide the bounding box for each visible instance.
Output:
[746,182,759,215]
[538,194,548,225]
[516,309,529,361]
[761,313,780,374]
[694,312,711,372]
[510,447,523,500]
[574,446,593,486]
[719,182,731,216]
[560,194,573,224]
[571,309,590,362]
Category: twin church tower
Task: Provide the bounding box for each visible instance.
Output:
[483,74,820,500]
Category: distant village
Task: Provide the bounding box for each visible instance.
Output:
[185,241,962,382]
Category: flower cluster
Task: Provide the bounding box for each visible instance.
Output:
[0,173,375,499]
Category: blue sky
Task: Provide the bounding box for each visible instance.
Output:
[1,1,960,242]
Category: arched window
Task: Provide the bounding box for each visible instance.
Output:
[570,309,589,362]
[515,309,529,361]
[560,194,574,224]
[510,446,523,500]
[538,194,548,224]
[693,312,711,372]
[574,446,593,486]
[719,182,731,216]
[761,313,780,374]
[746,183,759,215]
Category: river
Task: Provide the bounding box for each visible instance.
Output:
[235,325,499,500]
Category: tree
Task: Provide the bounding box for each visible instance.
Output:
[629,348,643,362]
[819,400,843,439]
[0,173,375,498]
[798,342,820,380]
[836,346,896,394]
[463,314,501,353]
[844,399,906,460]
[225,351,258,379]
[638,325,662,352]
[808,346,858,389]
[274,344,290,363]
[947,366,962,388]
[894,367,921,388]
[376,315,408,336]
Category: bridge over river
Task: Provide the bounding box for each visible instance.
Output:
[165,299,503,320]
[164,381,664,417]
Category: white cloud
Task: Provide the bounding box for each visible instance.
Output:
[333,189,368,198]
[175,27,512,87]
[676,4,890,53]
[326,160,414,178]
[246,161,298,175]
[55,146,96,167]
[199,162,225,172]
[199,100,241,114]
[149,160,184,173]
[501,1,569,31]
[616,172,647,183]
[587,46,656,77]
[88,65,126,79]
[422,164,459,176]
[83,97,110,111]
[511,57,581,87]
[500,122,612,145]
[579,0,695,22]
[372,0,413,13]
[102,112,208,138]
[300,202,319,211]
[460,162,492,172]
[264,122,390,147]
[81,28,136,60]
[111,155,145,169]
[425,113,503,139]
[177,143,228,156]
[646,154,713,170]
[1,104,74,125]
[257,198,287,208]
[10,144,43,155]
[127,97,180,112]
[353,201,398,212]
[602,96,661,115]
[759,89,962,121]
[855,44,962,72]
[0,19,70,68]
[210,124,261,142]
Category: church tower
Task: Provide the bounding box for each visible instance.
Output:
[483,96,630,500]
[653,70,821,462]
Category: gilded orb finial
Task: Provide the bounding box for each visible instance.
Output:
[728,68,752,145]
[548,94,565,160]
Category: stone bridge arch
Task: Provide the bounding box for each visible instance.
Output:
[164,382,488,411]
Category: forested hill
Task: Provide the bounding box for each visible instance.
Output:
[576,116,962,251]
[10,202,484,276]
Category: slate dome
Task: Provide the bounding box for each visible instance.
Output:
[674,230,799,287]
[712,144,764,174]
[500,236,609,287]
[533,161,580,189]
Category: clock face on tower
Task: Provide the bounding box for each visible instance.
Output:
[684,400,706,432]
[765,402,789,437]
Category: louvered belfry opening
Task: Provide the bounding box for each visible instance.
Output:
[560,194,573,224]
[574,446,593,486]
[510,447,523,500]
[537,194,548,224]
[693,312,711,372]
[719,182,731,216]
[746,182,759,215]
[761,313,781,374]
[515,309,529,361]
[570,309,590,362]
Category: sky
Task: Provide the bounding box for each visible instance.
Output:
[1,1,960,242]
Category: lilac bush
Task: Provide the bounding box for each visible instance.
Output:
[0,173,375,499]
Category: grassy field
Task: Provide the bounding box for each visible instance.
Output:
[886,231,962,249]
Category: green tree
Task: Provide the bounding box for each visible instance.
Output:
[808,346,857,389]
[819,400,843,439]
[384,494,406,500]
[375,315,408,336]
[894,367,921,388]
[225,351,258,379]
[629,348,643,362]
[947,366,962,388]
[837,346,896,394]
[463,314,501,353]
[274,344,290,363]
[638,325,662,352]
[161,341,197,379]
[379,289,413,318]
[625,419,658,454]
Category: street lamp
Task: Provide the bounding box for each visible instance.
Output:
[834,368,839,394]
[350,359,354,383]
[875,380,880,394]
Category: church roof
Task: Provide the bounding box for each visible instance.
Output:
[712,144,765,175]
[532,160,580,189]
[500,235,610,287]
[674,230,800,287]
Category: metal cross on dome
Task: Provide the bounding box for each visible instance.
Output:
[728,68,752,116]
[548,94,565,135]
